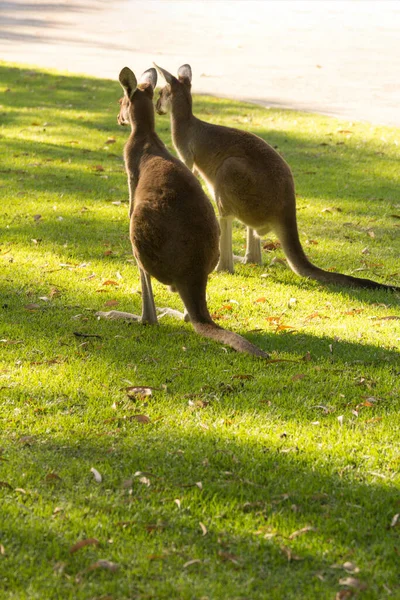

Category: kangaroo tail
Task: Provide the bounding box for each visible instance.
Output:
[176,280,269,358]
[275,214,399,292]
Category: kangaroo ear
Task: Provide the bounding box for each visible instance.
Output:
[153,63,176,86]
[119,67,137,98]
[139,67,157,90]
[177,64,192,85]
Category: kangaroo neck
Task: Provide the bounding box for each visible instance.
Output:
[170,94,194,148]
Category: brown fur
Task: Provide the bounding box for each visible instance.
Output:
[154,63,399,292]
[118,66,269,358]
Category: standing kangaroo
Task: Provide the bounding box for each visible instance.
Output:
[154,63,399,292]
[97,66,269,359]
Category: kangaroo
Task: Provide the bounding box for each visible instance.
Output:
[154,63,399,293]
[97,66,269,359]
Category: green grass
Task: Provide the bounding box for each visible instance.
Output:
[0,62,399,600]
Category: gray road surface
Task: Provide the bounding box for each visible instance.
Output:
[1,0,400,126]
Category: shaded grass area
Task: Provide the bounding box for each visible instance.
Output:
[0,62,399,599]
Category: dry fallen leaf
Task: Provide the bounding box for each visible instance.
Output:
[125,386,153,398]
[45,472,62,482]
[0,544,5,555]
[390,513,399,527]
[288,526,316,539]
[174,499,181,509]
[0,481,13,489]
[339,577,367,590]
[263,240,281,251]
[218,550,240,565]
[24,303,41,311]
[280,545,303,562]
[102,280,119,286]
[92,164,105,172]
[343,561,360,574]
[87,559,119,572]
[90,467,102,483]
[104,299,118,307]
[139,476,151,487]
[199,522,207,536]
[132,414,151,424]
[291,373,305,382]
[335,591,354,600]
[183,559,202,568]
[70,538,100,553]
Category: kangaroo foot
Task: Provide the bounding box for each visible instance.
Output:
[215,259,234,273]
[156,307,191,322]
[233,254,263,265]
[96,310,141,321]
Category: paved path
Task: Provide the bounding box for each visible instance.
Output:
[1,0,400,126]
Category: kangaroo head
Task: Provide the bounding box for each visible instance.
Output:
[118,67,158,127]
[154,64,192,115]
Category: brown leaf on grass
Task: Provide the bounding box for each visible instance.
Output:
[103,250,113,256]
[339,577,367,590]
[306,239,319,245]
[367,230,375,238]
[90,467,102,483]
[45,472,62,482]
[365,417,382,423]
[263,240,281,251]
[221,304,233,311]
[276,324,296,332]
[104,300,118,307]
[102,280,119,286]
[199,522,208,536]
[390,513,399,527]
[0,481,12,489]
[0,339,23,345]
[218,551,240,565]
[270,257,286,266]
[255,297,267,303]
[375,316,400,321]
[105,137,116,144]
[337,129,353,134]
[174,499,181,509]
[343,562,360,574]
[92,164,105,172]
[342,308,363,316]
[304,311,328,322]
[125,386,153,398]
[302,351,312,362]
[24,303,41,310]
[183,559,202,568]
[291,373,305,382]
[19,436,35,445]
[280,545,303,562]
[87,559,119,572]
[0,544,5,555]
[288,525,316,539]
[231,374,254,380]
[33,214,42,222]
[335,591,354,600]
[70,538,100,553]
[132,414,151,424]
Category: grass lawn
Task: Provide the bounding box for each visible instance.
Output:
[0,62,399,600]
